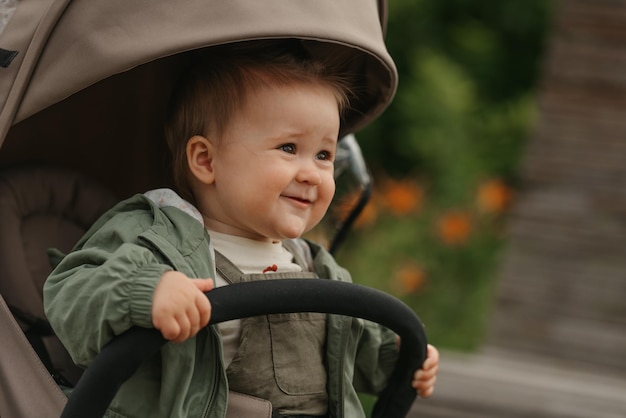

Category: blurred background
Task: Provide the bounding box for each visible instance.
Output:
[342,0,551,351]
[337,0,552,354]
[318,0,626,416]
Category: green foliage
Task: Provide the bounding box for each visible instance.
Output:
[337,204,504,349]
[360,0,553,187]
[335,0,554,353]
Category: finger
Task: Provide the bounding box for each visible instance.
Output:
[423,344,439,369]
[187,295,212,337]
[186,303,202,336]
[157,318,182,341]
[171,313,191,343]
[193,278,214,292]
[195,295,212,328]
[417,382,435,398]
[414,373,437,388]
[415,363,439,380]
[413,375,437,397]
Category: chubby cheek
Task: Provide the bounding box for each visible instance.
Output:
[322,174,336,207]
[323,181,336,210]
[310,178,335,226]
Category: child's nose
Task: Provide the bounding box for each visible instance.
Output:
[296,164,322,185]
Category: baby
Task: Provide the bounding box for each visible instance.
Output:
[45,40,438,418]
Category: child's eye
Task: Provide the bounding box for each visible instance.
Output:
[278,143,296,154]
[317,150,333,162]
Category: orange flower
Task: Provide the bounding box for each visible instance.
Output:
[436,211,472,245]
[392,261,427,295]
[476,179,513,214]
[381,178,424,216]
[353,200,378,228]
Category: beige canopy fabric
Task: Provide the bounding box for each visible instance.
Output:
[0,0,397,150]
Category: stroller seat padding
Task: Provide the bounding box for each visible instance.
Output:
[0,165,117,384]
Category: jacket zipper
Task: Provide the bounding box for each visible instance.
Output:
[334,315,350,418]
[203,327,225,418]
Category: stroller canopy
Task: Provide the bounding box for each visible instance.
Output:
[0,0,397,150]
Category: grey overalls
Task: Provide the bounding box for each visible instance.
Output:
[214,243,328,417]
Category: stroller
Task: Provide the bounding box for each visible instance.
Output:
[0,1,427,417]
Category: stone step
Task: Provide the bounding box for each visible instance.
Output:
[407,347,626,418]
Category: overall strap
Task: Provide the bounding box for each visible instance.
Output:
[282,239,314,272]
[214,250,245,285]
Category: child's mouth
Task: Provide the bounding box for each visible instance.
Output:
[284,195,312,205]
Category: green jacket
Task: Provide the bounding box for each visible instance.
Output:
[44,194,399,418]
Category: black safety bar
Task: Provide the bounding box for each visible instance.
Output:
[60,279,427,418]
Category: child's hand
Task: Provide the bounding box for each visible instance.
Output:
[152,271,214,343]
[411,344,440,398]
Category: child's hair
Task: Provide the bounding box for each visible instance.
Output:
[165,39,353,204]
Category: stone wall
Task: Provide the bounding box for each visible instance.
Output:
[489,0,626,371]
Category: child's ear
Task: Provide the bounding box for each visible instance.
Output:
[186,135,216,185]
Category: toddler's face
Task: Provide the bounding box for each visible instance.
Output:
[202,82,340,242]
